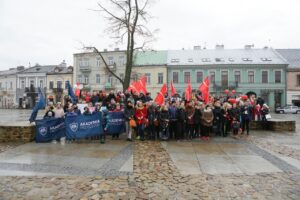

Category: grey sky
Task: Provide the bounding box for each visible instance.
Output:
[0,0,300,69]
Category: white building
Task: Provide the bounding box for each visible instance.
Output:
[73,49,126,92]
[0,66,25,108]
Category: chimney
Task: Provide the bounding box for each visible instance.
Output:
[9,68,15,71]
[215,44,224,50]
[60,60,67,67]
[114,48,120,51]
[245,44,254,49]
[194,46,201,50]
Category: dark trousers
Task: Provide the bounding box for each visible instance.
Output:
[147,124,156,140]
[177,121,185,140]
[186,124,194,139]
[137,124,145,139]
[194,124,201,138]
[169,120,177,139]
[241,119,250,135]
[202,126,210,137]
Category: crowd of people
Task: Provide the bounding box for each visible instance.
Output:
[44,90,270,143]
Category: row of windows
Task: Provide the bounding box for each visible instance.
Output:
[172,70,282,84]
[170,57,272,63]
[49,81,69,90]
[0,82,13,90]
[78,56,125,67]
[19,80,44,89]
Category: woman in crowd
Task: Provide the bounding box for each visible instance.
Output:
[124,100,135,141]
[186,101,195,140]
[201,105,214,140]
[240,100,253,135]
[159,105,170,140]
[134,101,147,141]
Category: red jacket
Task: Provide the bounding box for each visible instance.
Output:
[135,106,147,125]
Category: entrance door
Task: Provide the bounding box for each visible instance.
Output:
[274,92,282,108]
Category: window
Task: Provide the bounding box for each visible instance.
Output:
[261,58,272,61]
[118,56,125,65]
[30,80,35,88]
[221,71,228,86]
[132,74,138,82]
[242,58,253,61]
[79,59,89,67]
[229,58,235,62]
[248,71,254,83]
[234,71,241,83]
[49,81,54,89]
[39,80,43,88]
[171,59,180,63]
[21,80,25,89]
[275,71,281,83]
[0,82,2,89]
[210,71,215,85]
[188,58,193,63]
[77,75,83,83]
[297,75,300,86]
[108,57,114,65]
[196,71,203,83]
[158,73,163,84]
[262,71,268,83]
[84,75,89,84]
[215,58,224,62]
[202,58,211,62]
[173,72,179,83]
[145,73,151,84]
[184,72,190,83]
[65,81,68,89]
[96,74,101,84]
[57,81,62,89]
[96,58,101,67]
[108,75,113,84]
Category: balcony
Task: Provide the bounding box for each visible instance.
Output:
[212,81,239,91]
[79,65,91,71]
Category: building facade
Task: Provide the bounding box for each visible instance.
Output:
[16,64,55,108]
[0,66,25,108]
[46,64,73,105]
[132,51,168,96]
[276,49,300,106]
[73,49,126,92]
[167,46,288,108]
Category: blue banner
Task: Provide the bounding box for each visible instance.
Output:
[106,111,126,135]
[35,118,66,143]
[65,112,103,139]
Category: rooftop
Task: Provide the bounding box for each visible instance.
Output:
[133,50,168,66]
[167,48,288,65]
[276,49,300,68]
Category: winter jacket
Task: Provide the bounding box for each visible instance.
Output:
[124,106,135,121]
[201,108,214,127]
[134,106,147,125]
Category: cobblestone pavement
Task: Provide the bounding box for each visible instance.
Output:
[0,143,23,153]
[1,141,300,199]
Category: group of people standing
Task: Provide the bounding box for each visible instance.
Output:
[43,90,270,143]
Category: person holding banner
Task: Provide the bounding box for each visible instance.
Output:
[44,106,55,119]
[54,102,65,118]
[124,100,135,141]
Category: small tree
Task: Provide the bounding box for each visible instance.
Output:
[86,0,156,91]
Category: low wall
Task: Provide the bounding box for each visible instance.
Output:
[0,122,35,142]
[250,120,295,132]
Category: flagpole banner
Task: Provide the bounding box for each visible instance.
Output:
[106,111,126,135]
[65,112,103,139]
[35,118,66,143]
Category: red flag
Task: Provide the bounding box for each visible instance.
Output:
[138,76,147,94]
[199,77,210,103]
[127,81,138,93]
[75,82,80,97]
[155,84,167,106]
[170,81,177,96]
[185,80,192,101]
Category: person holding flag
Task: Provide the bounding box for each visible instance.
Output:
[29,87,46,123]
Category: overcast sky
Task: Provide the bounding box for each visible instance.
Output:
[1,0,300,69]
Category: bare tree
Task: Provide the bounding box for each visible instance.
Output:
[87,0,156,91]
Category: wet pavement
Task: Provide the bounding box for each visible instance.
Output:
[0,141,133,176]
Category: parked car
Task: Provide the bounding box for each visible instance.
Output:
[275,105,300,114]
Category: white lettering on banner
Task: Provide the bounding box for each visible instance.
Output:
[49,122,65,133]
[80,119,100,129]
[109,119,124,123]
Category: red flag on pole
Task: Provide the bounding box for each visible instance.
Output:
[127,81,138,93]
[75,82,80,97]
[155,84,167,106]
[199,76,210,103]
[185,80,192,101]
[170,81,177,96]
